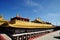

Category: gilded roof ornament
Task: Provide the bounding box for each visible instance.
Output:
[16,13,20,17]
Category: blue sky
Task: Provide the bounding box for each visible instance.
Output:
[0,0,60,26]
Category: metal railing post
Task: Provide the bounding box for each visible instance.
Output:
[17,36,19,40]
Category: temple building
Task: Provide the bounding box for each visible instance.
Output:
[0,15,7,26]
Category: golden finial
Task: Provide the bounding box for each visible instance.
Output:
[36,17,42,22]
[27,17,29,19]
[0,14,3,18]
[0,14,4,20]
[16,12,19,17]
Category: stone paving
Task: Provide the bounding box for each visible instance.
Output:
[33,30,60,40]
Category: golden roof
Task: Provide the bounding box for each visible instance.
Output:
[8,20,54,28]
[0,15,54,28]
[0,15,7,25]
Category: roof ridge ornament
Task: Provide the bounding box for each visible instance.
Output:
[0,14,3,18]
[16,12,20,17]
[36,17,42,22]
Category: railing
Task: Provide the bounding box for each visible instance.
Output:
[12,29,53,40]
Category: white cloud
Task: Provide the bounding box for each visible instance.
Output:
[43,13,60,25]
[25,0,39,6]
[47,13,60,17]
[24,0,44,13]
[33,10,38,13]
